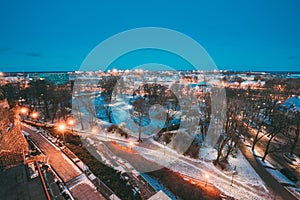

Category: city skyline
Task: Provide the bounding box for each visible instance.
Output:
[0,1,300,72]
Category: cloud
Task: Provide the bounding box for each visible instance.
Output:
[24,52,41,57]
[0,48,42,57]
[288,56,298,60]
[16,51,42,57]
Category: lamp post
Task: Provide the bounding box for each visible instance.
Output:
[30,111,39,122]
[19,107,29,121]
[205,174,209,187]
[231,166,237,186]
[58,123,66,143]
[67,118,75,133]
[91,126,98,134]
[104,128,108,140]
[129,141,134,150]
[20,107,28,115]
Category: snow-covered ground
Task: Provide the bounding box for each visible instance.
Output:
[135,143,272,200]
[77,114,275,199]
[71,88,284,199]
[200,146,266,188]
[253,150,300,199]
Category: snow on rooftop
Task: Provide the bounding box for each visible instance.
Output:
[141,174,177,200]
[282,96,300,112]
[109,194,121,200]
[148,190,172,200]
[88,173,97,181]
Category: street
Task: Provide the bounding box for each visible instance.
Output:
[239,141,296,200]
[245,122,300,188]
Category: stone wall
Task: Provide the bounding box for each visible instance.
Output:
[0,106,28,167]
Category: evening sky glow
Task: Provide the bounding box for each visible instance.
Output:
[0,0,299,72]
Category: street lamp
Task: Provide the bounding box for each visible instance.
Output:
[104,128,108,140]
[231,166,237,186]
[205,174,209,187]
[58,124,66,131]
[91,126,98,134]
[20,107,28,115]
[58,123,66,143]
[129,141,134,150]
[30,111,39,121]
[67,118,75,133]
[19,107,29,120]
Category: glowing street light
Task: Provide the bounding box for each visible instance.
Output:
[20,107,28,115]
[58,123,66,143]
[205,174,209,187]
[129,141,134,150]
[58,124,66,131]
[67,118,75,133]
[91,126,98,134]
[30,112,39,120]
[67,119,75,126]
[19,107,29,121]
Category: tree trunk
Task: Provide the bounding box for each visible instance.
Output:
[43,99,50,119]
[224,144,233,160]
[290,120,300,156]
[216,137,230,163]
[262,134,275,162]
[252,126,261,151]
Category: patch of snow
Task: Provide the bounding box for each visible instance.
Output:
[134,143,273,200]
[266,168,296,186]
[141,173,177,200]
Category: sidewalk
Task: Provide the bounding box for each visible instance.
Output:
[238,142,297,200]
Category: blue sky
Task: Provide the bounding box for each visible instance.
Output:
[0,0,299,72]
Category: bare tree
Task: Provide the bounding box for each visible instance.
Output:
[262,111,287,162]
[131,96,149,142]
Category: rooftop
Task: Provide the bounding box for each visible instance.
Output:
[0,164,47,200]
[282,95,300,112]
[148,190,172,200]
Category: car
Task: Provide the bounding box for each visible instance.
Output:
[280,168,299,182]
[283,152,297,165]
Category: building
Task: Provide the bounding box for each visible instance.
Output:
[0,164,48,199]
[282,95,300,113]
[28,72,69,85]
[148,190,171,200]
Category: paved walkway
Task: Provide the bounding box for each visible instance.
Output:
[22,125,105,200]
[239,142,297,200]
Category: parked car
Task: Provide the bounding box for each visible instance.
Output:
[283,152,297,165]
[280,168,299,182]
